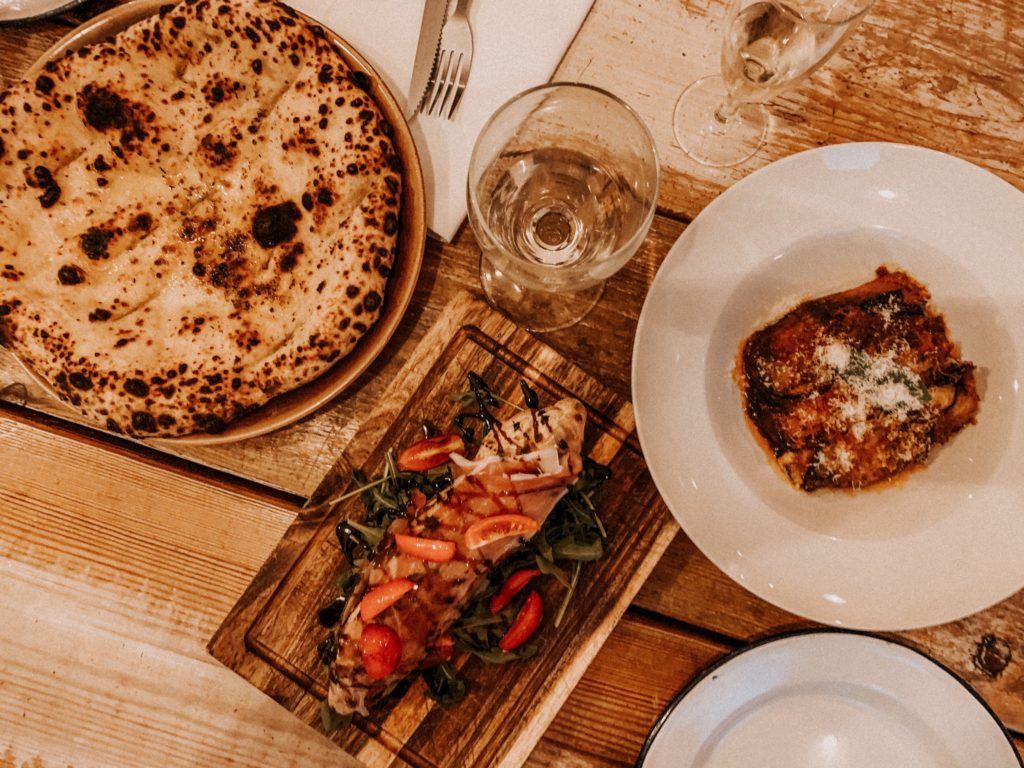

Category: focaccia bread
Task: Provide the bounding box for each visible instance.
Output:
[738,267,980,491]
[0,0,402,437]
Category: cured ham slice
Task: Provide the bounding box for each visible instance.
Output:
[327,398,586,715]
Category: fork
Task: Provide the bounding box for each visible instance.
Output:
[423,0,474,119]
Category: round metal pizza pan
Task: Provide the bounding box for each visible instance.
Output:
[21,0,426,446]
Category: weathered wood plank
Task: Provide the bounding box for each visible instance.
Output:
[556,0,1024,219]
[526,612,729,768]
[0,213,685,497]
[636,530,1024,738]
[0,411,365,768]
[527,610,1024,766]
[209,292,678,768]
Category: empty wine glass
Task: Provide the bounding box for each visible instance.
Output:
[674,0,877,167]
[468,83,660,333]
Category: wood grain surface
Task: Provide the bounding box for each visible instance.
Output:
[0,209,685,497]
[558,0,1024,219]
[209,293,677,768]
[2,0,1023,765]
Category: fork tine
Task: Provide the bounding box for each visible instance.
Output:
[436,53,463,118]
[425,51,452,115]
[445,60,468,119]
[422,0,474,120]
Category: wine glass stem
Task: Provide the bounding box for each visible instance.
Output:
[713,96,740,124]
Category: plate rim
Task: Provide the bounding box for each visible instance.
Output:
[0,0,87,24]
[634,628,1024,768]
[18,0,426,446]
[631,140,1024,629]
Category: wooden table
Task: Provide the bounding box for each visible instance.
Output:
[2,0,1023,765]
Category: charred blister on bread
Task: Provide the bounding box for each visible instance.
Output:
[738,267,980,491]
[0,0,402,437]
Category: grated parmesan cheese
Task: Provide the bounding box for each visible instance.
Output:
[818,341,851,372]
[815,338,929,443]
[738,268,980,491]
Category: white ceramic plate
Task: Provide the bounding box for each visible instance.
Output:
[632,142,1024,630]
[0,0,86,23]
[637,631,1021,768]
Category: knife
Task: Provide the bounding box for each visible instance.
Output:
[406,0,449,118]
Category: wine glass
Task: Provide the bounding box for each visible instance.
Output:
[467,83,660,333]
[674,0,877,167]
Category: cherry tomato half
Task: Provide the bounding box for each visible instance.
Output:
[359,578,415,622]
[397,433,465,472]
[489,568,542,614]
[395,532,457,562]
[498,590,543,652]
[361,622,403,679]
[464,514,540,550]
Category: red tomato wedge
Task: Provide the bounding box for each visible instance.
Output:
[499,590,543,651]
[489,568,542,614]
[394,532,457,562]
[361,623,403,679]
[359,578,415,622]
[397,433,465,472]
[410,488,427,512]
[464,514,540,550]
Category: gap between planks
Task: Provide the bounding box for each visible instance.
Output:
[0,400,305,509]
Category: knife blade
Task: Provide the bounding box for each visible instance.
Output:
[406,0,449,118]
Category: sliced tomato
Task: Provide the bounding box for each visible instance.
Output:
[395,532,457,563]
[359,578,416,622]
[397,433,465,472]
[361,623,403,680]
[489,568,542,614]
[410,488,427,512]
[464,514,540,550]
[498,590,543,652]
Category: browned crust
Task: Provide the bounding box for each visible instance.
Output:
[0,0,401,437]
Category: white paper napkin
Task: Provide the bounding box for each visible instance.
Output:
[287,0,594,242]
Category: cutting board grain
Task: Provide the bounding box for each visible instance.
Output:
[208,292,677,768]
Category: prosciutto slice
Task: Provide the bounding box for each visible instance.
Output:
[327,398,586,716]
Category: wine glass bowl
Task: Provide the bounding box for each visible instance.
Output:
[468,83,660,332]
[674,0,877,167]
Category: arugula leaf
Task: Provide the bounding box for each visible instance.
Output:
[421,662,468,705]
[466,644,538,664]
[534,550,569,587]
[554,561,583,628]
[345,519,384,550]
[319,373,613,710]
[320,700,352,733]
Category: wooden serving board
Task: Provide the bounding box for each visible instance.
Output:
[208,292,677,768]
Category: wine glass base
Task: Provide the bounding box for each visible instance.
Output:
[479,256,604,333]
[673,75,769,167]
